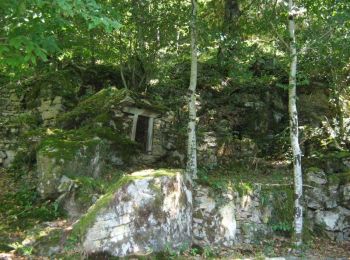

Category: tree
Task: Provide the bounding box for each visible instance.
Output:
[186,0,198,179]
[287,0,303,247]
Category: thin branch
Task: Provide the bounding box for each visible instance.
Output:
[269,21,289,50]
[300,28,334,54]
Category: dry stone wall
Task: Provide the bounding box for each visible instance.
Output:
[38,96,65,126]
[305,168,350,241]
[0,88,21,167]
[193,183,274,249]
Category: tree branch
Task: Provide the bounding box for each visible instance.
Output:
[300,28,334,55]
[269,21,289,50]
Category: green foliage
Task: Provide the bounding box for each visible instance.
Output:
[265,188,294,236]
[0,177,64,232]
[1,0,350,256]
[0,0,120,74]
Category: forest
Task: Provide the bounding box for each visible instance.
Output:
[0,0,350,259]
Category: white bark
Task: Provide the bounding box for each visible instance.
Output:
[288,0,303,247]
[186,0,198,179]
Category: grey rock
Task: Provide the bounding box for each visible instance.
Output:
[306,168,327,185]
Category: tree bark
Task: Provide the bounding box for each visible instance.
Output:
[186,0,198,179]
[288,0,303,247]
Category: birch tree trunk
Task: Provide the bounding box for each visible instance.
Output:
[186,0,198,179]
[288,0,303,247]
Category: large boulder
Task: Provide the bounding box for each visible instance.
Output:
[78,169,192,257]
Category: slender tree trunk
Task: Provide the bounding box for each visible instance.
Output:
[120,65,128,89]
[186,0,198,179]
[288,0,303,247]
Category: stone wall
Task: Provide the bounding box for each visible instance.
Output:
[27,166,347,258]
[38,96,65,126]
[193,183,276,248]
[305,167,350,241]
[0,89,65,167]
[0,88,21,167]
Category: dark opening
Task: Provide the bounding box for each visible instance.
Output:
[135,115,149,151]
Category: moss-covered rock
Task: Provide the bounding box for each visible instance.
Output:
[70,169,192,257]
[37,135,108,199]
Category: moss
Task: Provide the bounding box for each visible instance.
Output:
[58,87,127,128]
[58,86,166,129]
[38,133,100,161]
[32,228,63,255]
[70,175,131,240]
[37,126,138,162]
[7,112,41,128]
[328,171,350,186]
[74,177,105,209]
[235,181,254,197]
[152,168,182,177]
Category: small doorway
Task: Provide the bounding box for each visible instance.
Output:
[135,115,149,151]
[124,107,158,154]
